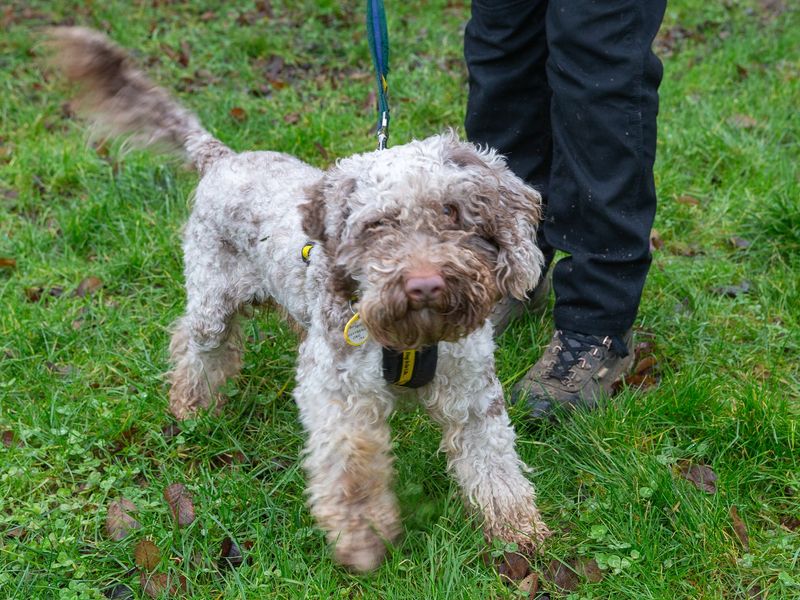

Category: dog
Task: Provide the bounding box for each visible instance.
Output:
[47,27,550,572]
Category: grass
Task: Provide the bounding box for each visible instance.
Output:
[1,0,798,598]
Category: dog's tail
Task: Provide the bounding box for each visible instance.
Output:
[45,27,231,174]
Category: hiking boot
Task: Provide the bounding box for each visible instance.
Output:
[490,271,552,336]
[512,329,634,420]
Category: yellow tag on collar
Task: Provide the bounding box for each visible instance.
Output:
[301,242,315,264]
[344,312,369,346]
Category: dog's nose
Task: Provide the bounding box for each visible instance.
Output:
[404,271,445,304]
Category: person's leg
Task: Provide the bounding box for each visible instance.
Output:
[465,0,554,333]
[513,0,666,414]
[545,0,665,336]
[465,0,551,206]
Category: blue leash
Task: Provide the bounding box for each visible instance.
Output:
[366,0,390,150]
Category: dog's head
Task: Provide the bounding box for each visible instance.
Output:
[300,132,543,350]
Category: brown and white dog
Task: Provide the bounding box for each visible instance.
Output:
[47,27,549,571]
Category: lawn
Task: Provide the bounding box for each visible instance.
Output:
[1,0,798,598]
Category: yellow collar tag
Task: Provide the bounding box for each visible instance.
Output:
[344,312,369,346]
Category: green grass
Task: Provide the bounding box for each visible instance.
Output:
[1,0,799,598]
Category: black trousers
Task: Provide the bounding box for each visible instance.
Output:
[465,0,666,336]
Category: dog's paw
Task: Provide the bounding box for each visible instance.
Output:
[332,528,392,573]
[486,512,552,557]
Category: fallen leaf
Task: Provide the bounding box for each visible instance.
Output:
[106,498,141,541]
[649,229,664,251]
[678,462,718,494]
[200,10,216,21]
[25,285,64,302]
[178,40,191,68]
[729,506,749,551]
[283,113,300,125]
[712,281,751,298]
[2,430,16,448]
[517,572,539,597]
[46,362,76,377]
[5,526,26,539]
[0,257,15,269]
[161,424,181,440]
[623,372,659,390]
[729,236,752,250]
[736,64,749,79]
[314,142,329,161]
[676,194,701,206]
[576,557,604,583]
[164,484,195,526]
[547,558,580,592]
[134,539,161,571]
[104,583,134,599]
[139,572,186,598]
[780,515,800,531]
[633,355,657,375]
[219,537,244,570]
[728,114,759,129]
[497,551,530,582]
[229,107,247,122]
[747,582,766,600]
[74,276,103,297]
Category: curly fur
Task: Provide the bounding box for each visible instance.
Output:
[47,27,550,571]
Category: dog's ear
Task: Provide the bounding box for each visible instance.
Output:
[445,139,544,300]
[299,179,329,245]
[299,172,356,249]
[300,171,359,300]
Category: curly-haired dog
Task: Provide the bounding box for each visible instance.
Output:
[47,27,550,571]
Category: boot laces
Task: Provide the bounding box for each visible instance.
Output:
[547,330,623,382]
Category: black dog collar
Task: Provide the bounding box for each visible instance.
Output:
[382,345,438,388]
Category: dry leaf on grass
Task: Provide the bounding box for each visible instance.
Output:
[134,539,161,571]
[496,551,531,582]
[729,236,752,250]
[106,498,141,541]
[517,572,539,597]
[676,194,701,206]
[546,558,580,592]
[25,285,64,302]
[2,430,17,448]
[0,257,16,269]
[103,583,134,599]
[649,229,664,251]
[219,537,245,571]
[229,107,247,122]
[729,506,749,551]
[164,484,195,526]
[678,462,718,494]
[74,276,103,297]
[728,114,759,129]
[139,571,186,598]
[161,424,181,440]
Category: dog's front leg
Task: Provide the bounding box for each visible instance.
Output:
[293,336,400,572]
[423,332,550,554]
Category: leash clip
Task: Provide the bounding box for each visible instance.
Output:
[376,111,389,151]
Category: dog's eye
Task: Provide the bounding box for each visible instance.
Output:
[442,204,459,223]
